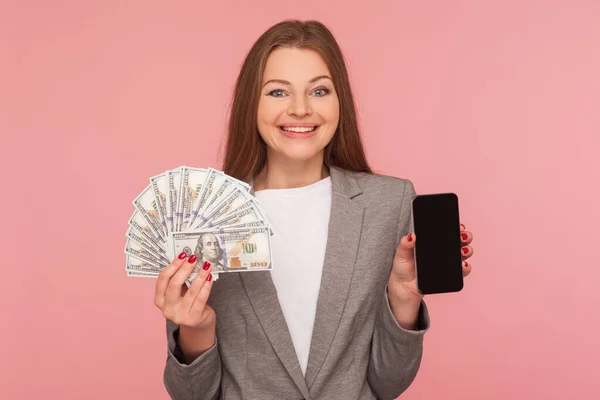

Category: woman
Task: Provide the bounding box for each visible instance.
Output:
[154,20,474,399]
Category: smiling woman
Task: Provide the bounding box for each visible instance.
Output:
[155,19,475,400]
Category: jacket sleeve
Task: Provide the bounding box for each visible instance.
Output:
[366,178,430,399]
[163,319,222,400]
[367,288,430,399]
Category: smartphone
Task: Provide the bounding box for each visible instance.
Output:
[411,193,464,295]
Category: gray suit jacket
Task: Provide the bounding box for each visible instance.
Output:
[163,167,430,399]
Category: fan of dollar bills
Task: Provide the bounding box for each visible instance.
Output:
[125,166,273,282]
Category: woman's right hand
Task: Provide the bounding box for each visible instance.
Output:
[154,251,216,330]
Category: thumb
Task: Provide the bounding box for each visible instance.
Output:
[394,232,416,263]
[392,233,417,282]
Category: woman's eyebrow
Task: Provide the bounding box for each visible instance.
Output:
[262,75,332,87]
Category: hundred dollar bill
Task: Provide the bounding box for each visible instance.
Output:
[218,206,272,235]
[125,254,161,276]
[126,226,169,262]
[219,194,267,220]
[125,238,168,269]
[127,270,159,277]
[211,197,266,227]
[126,269,158,276]
[221,172,252,193]
[177,166,208,232]
[201,172,251,217]
[169,226,272,274]
[208,204,264,229]
[193,188,254,229]
[191,169,251,227]
[128,210,164,252]
[216,220,266,231]
[133,184,166,243]
[186,220,266,235]
[200,178,234,218]
[149,172,169,238]
[174,166,188,232]
[188,168,220,228]
[166,167,182,234]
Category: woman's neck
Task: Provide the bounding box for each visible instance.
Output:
[253,152,329,191]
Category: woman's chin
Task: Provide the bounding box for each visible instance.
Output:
[278,149,323,163]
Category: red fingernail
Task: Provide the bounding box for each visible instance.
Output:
[464,261,469,267]
[408,233,413,242]
[202,261,211,270]
[206,273,212,282]
[188,254,197,263]
[178,252,187,259]
[461,233,468,240]
[462,247,468,254]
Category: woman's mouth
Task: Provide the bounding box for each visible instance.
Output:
[277,125,320,138]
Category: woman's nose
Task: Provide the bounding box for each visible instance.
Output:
[288,96,312,116]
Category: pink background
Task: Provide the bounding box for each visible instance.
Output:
[2,1,599,399]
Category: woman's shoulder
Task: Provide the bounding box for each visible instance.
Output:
[331,168,416,215]
[342,169,416,199]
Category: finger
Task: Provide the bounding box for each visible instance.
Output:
[191,272,215,316]
[461,245,473,260]
[462,260,471,277]
[182,261,212,312]
[165,254,198,305]
[155,251,188,309]
[460,231,473,245]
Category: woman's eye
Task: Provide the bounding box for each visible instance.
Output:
[268,88,330,97]
[268,90,285,97]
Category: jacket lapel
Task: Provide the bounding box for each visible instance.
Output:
[305,167,364,388]
[239,271,312,399]
[239,184,312,399]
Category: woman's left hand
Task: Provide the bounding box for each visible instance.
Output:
[388,223,474,304]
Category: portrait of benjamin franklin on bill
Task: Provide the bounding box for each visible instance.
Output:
[194,232,226,272]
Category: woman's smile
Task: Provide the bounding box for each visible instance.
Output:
[277,124,321,138]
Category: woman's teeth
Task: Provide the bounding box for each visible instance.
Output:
[280,126,316,133]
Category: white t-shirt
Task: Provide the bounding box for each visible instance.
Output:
[254,177,332,376]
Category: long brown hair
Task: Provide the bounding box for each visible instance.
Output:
[222,19,372,182]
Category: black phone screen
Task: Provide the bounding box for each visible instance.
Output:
[411,193,463,295]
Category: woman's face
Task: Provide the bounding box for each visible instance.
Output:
[257,47,339,164]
